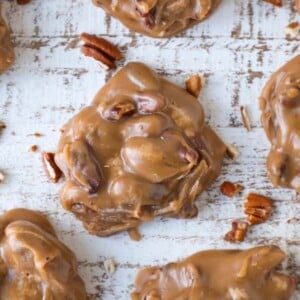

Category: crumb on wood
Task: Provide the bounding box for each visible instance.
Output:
[104,259,116,275]
[28,145,38,152]
[0,171,5,183]
[240,105,252,132]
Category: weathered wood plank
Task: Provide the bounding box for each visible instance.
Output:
[0,0,300,299]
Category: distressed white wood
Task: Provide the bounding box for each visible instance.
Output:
[0,0,300,299]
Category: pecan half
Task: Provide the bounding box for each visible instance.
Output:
[80,33,122,70]
[262,0,283,7]
[224,220,249,243]
[185,74,204,98]
[285,22,300,38]
[244,193,273,225]
[220,181,243,197]
[42,152,62,183]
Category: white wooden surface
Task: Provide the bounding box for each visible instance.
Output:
[0,0,300,299]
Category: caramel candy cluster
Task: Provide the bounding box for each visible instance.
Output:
[132,246,296,300]
[92,0,222,38]
[0,7,15,74]
[0,209,86,299]
[55,62,226,237]
[259,55,300,192]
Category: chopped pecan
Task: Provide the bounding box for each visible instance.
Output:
[240,105,252,132]
[42,152,62,183]
[80,33,122,70]
[220,181,243,197]
[17,0,31,4]
[0,121,6,132]
[185,74,204,98]
[103,100,136,121]
[285,22,300,38]
[224,220,249,243]
[28,145,38,152]
[262,0,283,7]
[244,193,273,225]
[225,144,240,160]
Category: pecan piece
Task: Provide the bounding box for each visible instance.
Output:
[285,22,300,38]
[220,181,243,197]
[240,105,252,132]
[225,144,240,160]
[185,74,204,98]
[17,0,31,4]
[42,152,62,183]
[262,0,283,7]
[103,100,136,121]
[28,145,38,152]
[0,121,6,132]
[80,33,122,70]
[244,193,273,225]
[224,220,249,243]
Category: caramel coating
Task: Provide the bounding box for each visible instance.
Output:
[55,62,226,237]
[0,7,14,74]
[0,209,86,300]
[259,55,300,192]
[132,246,296,300]
[92,0,222,38]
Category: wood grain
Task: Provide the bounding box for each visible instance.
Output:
[0,0,299,299]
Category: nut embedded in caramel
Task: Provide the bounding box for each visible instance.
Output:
[92,0,222,38]
[259,55,300,192]
[0,209,86,299]
[0,8,15,74]
[131,246,296,300]
[55,62,226,237]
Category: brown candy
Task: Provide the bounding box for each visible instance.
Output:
[55,62,226,237]
[259,55,300,192]
[131,246,296,300]
[0,209,86,300]
[92,0,222,38]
